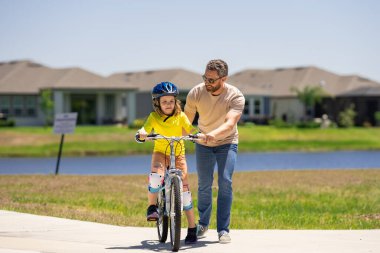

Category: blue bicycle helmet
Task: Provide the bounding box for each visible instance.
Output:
[151,82,179,99]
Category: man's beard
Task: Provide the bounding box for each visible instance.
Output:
[205,83,222,93]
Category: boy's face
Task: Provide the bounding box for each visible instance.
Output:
[159,95,175,115]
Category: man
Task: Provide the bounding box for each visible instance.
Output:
[184,59,245,243]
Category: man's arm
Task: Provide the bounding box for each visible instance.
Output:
[184,87,197,124]
[184,109,196,124]
[204,110,242,144]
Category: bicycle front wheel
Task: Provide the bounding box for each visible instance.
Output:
[169,176,181,252]
[157,188,168,243]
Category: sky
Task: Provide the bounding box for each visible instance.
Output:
[1,0,380,82]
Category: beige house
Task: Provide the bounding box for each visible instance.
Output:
[0,60,137,126]
[229,66,380,125]
[107,68,202,119]
[1,60,379,126]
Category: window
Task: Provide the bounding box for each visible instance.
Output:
[122,96,127,107]
[0,96,10,114]
[0,95,38,117]
[25,96,37,116]
[13,96,24,116]
[254,100,261,115]
[105,94,115,118]
[243,100,249,115]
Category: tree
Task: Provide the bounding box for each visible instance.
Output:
[40,89,54,126]
[290,85,328,120]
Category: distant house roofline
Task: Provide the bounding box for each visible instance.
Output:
[1,60,379,97]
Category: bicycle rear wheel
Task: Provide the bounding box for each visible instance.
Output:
[169,176,181,252]
[157,188,168,242]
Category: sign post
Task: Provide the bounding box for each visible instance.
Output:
[53,112,77,175]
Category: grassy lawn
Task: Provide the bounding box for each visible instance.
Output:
[1,170,379,229]
[1,125,379,229]
[1,125,380,157]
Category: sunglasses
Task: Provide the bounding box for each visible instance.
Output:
[202,75,224,84]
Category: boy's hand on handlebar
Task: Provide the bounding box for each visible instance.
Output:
[137,129,148,140]
[135,129,148,143]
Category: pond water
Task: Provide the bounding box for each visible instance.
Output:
[0,151,379,175]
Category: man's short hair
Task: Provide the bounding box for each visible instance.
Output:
[206,59,228,77]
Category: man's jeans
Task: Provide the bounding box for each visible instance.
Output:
[195,143,237,233]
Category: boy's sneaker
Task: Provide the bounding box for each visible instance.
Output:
[218,230,231,244]
[196,224,208,238]
[184,227,197,244]
[146,205,158,221]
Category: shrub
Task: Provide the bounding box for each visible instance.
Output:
[129,118,145,129]
[243,122,256,127]
[338,104,356,128]
[268,118,292,128]
[296,121,321,128]
[363,121,372,128]
[0,119,15,127]
[375,111,380,126]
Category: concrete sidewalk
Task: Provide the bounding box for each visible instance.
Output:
[0,210,379,253]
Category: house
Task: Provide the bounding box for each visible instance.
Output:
[332,84,380,125]
[107,68,202,119]
[0,60,137,126]
[229,66,380,125]
[1,60,379,127]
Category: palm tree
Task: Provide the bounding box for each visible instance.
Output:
[290,85,328,120]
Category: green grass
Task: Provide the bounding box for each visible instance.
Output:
[1,125,380,157]
[2,126,379,229]
[1,170,379,229]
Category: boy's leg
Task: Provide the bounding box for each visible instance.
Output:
[147,152,166,220]
[148,152,165,205]
[176,155,196,228]
[183,183,197,244]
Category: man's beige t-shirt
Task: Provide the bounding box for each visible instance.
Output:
[185,82,245,147]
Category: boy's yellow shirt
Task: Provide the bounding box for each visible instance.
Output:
[143,111,196,156]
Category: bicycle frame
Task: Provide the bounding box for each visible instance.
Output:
[165,137,184,213]
[136,133,198,252]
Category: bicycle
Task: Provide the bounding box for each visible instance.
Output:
[135,133,199,252]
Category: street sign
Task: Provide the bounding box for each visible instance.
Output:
[53,112,78,175]
[53,113,78,134]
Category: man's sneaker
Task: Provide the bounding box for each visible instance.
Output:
[218,230,231,244]
[196,224,208,238]
[146,205,158,221]
[184,227,197,244]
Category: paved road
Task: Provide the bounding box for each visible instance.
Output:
[0,210,379,253]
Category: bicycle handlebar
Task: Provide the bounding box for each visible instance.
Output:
[135,133,199,143]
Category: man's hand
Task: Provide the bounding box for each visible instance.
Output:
[195,133,215,145]
[204,133,216,144]
[195,133,206,144]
